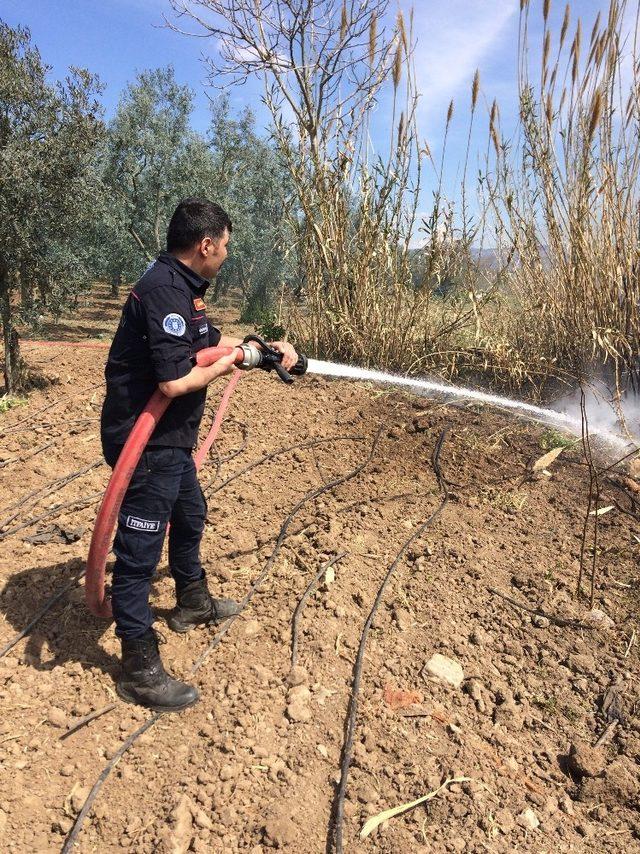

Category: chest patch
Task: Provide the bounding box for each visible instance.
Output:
[193,298,206,311]
[198,324,208,335]
[162,313,186,337]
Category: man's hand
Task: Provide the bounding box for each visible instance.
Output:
[159,349,237,398]
[270,341,298,371]
[215,350,239,376]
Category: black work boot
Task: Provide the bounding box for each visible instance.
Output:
[117,629,199,712]
[167,577,241,633]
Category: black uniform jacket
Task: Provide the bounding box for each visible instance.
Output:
[100,252,222,449]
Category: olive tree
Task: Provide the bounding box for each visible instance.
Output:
[101,67,216,278]
[204,96,292,320]
[103,73,292,319]
[0,22,104,392]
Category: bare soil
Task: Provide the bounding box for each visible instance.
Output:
[1,285,639,853]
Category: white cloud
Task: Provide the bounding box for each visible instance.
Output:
[405,0,518,122]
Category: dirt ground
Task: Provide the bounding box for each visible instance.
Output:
[1,284,640,853]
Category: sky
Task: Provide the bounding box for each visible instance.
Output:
[0,0,622,235]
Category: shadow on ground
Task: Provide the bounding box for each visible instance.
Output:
[0,557,118,675]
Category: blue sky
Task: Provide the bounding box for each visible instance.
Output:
[1,0,619,232]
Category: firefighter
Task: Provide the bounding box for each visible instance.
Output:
[100,198,297,711]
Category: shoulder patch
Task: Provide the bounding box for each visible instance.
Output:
[193,297,206,311]
[162,313,187,337]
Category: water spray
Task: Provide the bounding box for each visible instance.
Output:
[305,359,632,452]
[86,346,632,617]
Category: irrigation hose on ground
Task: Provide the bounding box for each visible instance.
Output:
[85,339,309,618]
[62,428,381,854]
[332,429,451,854]
[85,344,244,618]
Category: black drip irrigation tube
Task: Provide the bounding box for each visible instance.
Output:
[290,552,348,672]
[60,427,384,852]
[330,428,451,854]
[0,433,366,661]
[203,434,366,498]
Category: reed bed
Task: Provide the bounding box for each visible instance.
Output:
[290,0,640,402]
[177,0,640,401]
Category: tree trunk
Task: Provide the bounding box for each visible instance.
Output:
[110,272,121,299]
[19,263,29,307]
[37,272,50,307]
[6,326,24,393]
[1,267,26,395]
[1,289,13,395]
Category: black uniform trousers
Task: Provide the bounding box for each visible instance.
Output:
[103,444,207,640]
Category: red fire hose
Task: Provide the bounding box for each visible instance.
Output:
[85,345,245,618]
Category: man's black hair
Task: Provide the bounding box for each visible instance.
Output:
[166,198,233,252]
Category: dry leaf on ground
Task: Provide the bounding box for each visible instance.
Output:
[532,446,564,472]
[589,505,614,517]
[360,777,470,839]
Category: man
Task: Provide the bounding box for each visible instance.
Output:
[100,198,297,712]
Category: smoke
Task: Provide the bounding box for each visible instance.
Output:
[552,380,640,449]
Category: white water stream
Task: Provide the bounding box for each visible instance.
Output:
[307,359,632,453]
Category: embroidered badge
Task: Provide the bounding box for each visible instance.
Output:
[126,515,160,533]
[193,298,206,311]
[198,324,208,335]
[162,313,186,337]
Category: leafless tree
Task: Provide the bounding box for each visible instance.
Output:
[169,1,434,369]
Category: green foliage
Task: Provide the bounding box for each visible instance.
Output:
[100,66,215,280]
[204,96,292,320]
[0,394,27,414]
[540,429,576,451]
[99,78,291,320]
[253,309,286,342]
[0,22,105,391]
[533,694,558,716]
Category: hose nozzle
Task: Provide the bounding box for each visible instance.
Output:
[290,353,308,377]
[241,335,308,384]
[193,337,307,384]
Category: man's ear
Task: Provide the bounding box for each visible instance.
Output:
[201,236,219,256]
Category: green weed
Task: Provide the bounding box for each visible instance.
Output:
[533,694,557,716]
[0,395,27,414]
[540,429,577,451]
[561,705,580,723]
[254,310,286,343]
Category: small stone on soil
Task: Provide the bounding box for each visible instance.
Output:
[286,665,308,687]
[532,615,550,628]
[516,808,540,830]
[568,741,606,779]
[46,707,67,728]
[53,817,74,835]
[194,809,213,830]
[243,619,261,636]
[288,684,311,703]
[264,814,297,848]
[424,653,464,688]
[286,701,311,722]
[70,786,90,814]
[583,608,614,630]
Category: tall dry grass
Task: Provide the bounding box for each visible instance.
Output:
[282,18,491,374]
[278,8,478,371]
[294,0,640,403]
[475,0,640,397]
[177,0,640,399]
